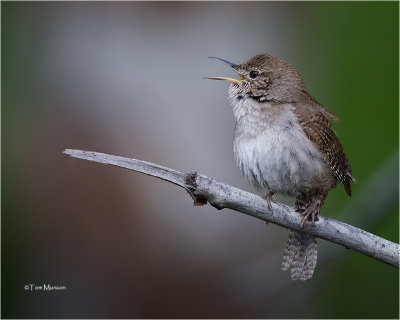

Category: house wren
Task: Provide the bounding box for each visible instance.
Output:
[206,54,355,281]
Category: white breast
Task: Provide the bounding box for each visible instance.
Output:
[232,101,332,196]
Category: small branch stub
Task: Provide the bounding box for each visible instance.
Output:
[184,172,208,206]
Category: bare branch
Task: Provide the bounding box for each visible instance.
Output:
[63,149,399,268]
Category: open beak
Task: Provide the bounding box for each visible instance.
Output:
[205,57,246,84]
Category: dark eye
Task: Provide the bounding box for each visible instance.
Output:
[249,70,259,79]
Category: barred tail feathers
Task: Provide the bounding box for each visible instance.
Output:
[281,230,317,281]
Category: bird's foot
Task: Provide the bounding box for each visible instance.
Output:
[298,196,324,228]
[263,191,276,211]
[300,209,318,227]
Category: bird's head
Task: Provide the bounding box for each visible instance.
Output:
[206,54,306,104]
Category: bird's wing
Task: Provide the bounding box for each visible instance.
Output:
[294,105,355,196]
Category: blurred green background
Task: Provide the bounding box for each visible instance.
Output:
[2,1,398,318]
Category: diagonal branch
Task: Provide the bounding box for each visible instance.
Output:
[63,149,399,268]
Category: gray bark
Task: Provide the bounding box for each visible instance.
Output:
[63,149,399,268]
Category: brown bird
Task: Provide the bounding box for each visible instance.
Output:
[207,54,355,280]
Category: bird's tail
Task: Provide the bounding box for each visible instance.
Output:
[281,230,317,281]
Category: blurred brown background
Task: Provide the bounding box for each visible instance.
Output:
[2,1,398,318]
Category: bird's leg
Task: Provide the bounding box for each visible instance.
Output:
[299,201,320,227]
[263,191,276,211]
[297,193,327,227]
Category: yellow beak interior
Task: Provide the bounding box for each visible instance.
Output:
[204,74,246,84]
